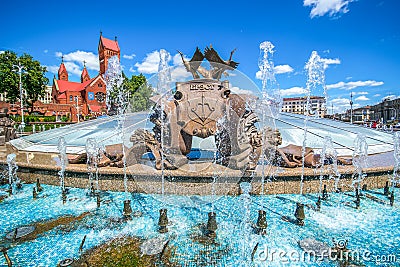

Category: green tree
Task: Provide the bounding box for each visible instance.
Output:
[123,73,154,112]
[0,51,49,113]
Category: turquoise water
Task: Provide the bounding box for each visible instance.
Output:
[0,183,399,266]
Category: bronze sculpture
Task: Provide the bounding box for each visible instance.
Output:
[67,46,352,172]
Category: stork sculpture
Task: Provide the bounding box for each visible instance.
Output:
[177,46,239,80]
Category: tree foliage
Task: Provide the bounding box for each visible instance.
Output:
[123,73,154,112]
[0,51,49,113]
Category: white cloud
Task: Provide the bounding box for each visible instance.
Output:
[123,54,136,60]
[304,0,354,18]
[280,86,308,97]
[129,66,136,73]
[330,97,360,113]
[58,51,99,71]
[46,62,81,77]
[274,64,294,74]
[0,51,4,54]
[173,53,187,65]
[355,95,369,101]
[255,64,294,79]
[326,80,384,90]
[354,91,369,95]
[45,65,59,76]
[43,49,48,53]
[373,94,381,97]
[320,58,340,69]
[49,50,99,78]
[170,53,193,81]
[171,65,192,81]
[64,62,83,76]
[134,50,192,82]
[230,86,254,95]
[134,50,163,74]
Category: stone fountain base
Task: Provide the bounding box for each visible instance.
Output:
[0,142,395,195]
[0,159,393,196]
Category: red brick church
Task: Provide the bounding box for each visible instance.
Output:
[50,33,120,121]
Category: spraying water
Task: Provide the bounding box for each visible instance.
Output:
[392,132,400,190]
[57,137,68,194]
[238,182,253,266]
[300,51,327,194]
[86,138,100,194]
[319,136,340,194]
[6,153,18,194]
[157,49,171,197]
[352,133,368,192]
[258,41,281,119]
[257,41,281,195]
[104,56,128,194]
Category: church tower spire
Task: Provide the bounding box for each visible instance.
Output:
[98,33,120,75]
[58,56,68,81]
[81,61,90,82]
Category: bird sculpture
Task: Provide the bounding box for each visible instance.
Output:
[177,47,204,79]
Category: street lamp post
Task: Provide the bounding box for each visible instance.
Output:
[75,96,80,123]
[350,92,354,124]
[13,63,25,131]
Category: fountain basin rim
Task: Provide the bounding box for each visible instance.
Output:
[0,156,393,179]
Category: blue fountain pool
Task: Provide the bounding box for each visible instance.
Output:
[0,182,399,267]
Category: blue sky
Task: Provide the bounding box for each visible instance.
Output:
[1,0,399,113]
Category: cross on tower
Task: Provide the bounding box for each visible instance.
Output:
[83,60,86,67]
[61,55,64,63]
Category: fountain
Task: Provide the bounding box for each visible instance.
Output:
[254,40,281,234]
[158,208,168,233]
[294,202,306,226]
[256,209,267,235]
[384,181,390,196]
[6,153,20,195]
[322,184,328,200]
[32,187,37,199]
[85,138,100,195]
[315,196,321,211]
[104,55,130,215]
[36,178,42,192]
[0,44,399,267]
[300,51,327,194]
[57,136,68,204]
[392,132,400,200]
[352,133,368,193]
[389,192,394,206]
[206,211,218,238]
[320,136,340,192]
[238,182,253,265]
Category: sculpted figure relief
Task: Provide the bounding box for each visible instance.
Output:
[68,47,351,170]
